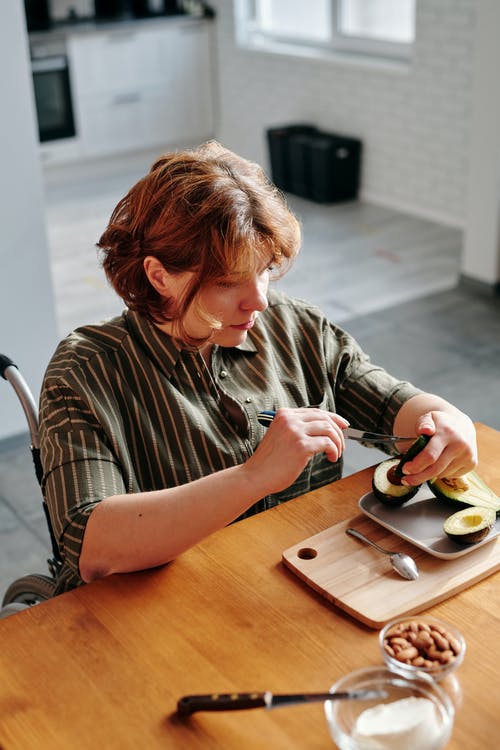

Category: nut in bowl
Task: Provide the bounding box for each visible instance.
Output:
[325,666,454,750]
[380,616,465,682]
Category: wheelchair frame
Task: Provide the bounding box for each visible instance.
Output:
[0,353,63,617]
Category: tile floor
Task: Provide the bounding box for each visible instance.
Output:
[1,155,499,601]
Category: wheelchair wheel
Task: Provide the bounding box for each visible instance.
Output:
[2,573,57,608]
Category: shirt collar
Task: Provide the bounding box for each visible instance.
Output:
[125,310,258,379]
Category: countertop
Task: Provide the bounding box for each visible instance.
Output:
[28,9,213,47]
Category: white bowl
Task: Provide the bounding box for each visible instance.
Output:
[324,666,454,750]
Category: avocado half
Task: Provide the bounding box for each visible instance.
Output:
[443,506,496,545]
[428,471,500,513]
[372,458,420,506]
[372,435,429,506]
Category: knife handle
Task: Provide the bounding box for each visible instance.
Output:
[257,410,276,427]
[177,692,267,716]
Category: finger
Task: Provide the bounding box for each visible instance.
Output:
[287,434,343,464]
[299,408,350,430]
[402,445,457,485]
[327,412,350,429]
[404,433,477,479]
[304,417,346,453]
[433,458,477,480]
[401,442,442,476]
[300,419,346,462]
[414,412,437,437]
[273,409,346,460]
[322,437,344,463]
[318,413,348,452]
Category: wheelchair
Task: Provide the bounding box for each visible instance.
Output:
[0,353,63,618]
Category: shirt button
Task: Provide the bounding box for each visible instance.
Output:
[220,370,228,379]
[244,396,253,404]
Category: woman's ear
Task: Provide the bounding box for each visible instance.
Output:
[143,257,171,296]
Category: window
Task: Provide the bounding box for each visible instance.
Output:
[235,0,416,63]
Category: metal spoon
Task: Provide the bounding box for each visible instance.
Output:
[346,528,419,580]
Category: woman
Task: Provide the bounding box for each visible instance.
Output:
[39,141,477,592]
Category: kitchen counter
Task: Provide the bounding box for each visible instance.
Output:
[30,6,216,167]
[28,8,213,46]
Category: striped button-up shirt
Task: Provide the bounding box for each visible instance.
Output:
[40,289,421,590]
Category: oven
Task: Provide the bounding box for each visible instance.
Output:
[30,39,76,143]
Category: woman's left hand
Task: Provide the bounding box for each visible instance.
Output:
[399,409,478,486]
[393,393,478,486]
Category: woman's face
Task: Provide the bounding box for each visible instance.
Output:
[164,261,271,348]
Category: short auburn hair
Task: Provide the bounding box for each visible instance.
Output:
[97,141,301,338]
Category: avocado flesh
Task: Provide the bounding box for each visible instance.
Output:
[429,471,500,513]
[443,506,496,544]
[372,458,419,506]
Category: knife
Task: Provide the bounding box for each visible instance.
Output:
[177,689,387,716]
[257,410,415,445]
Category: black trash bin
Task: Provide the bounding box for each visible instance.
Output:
[266,124,362,204]
[307,132,362,203]
[266,124,318,193]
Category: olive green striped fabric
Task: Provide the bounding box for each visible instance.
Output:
[40,289,421,591]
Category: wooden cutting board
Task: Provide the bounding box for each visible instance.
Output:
[282,513,500,629]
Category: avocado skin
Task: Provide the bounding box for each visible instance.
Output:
[394,434,431,478]
[445,527,490,544]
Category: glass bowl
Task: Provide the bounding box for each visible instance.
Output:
[324,666,454,750]
[379,616,466,682]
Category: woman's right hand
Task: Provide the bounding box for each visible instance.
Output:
[81,406,349,582]
[245,407,349,495]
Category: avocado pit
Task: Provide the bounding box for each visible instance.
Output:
[372,458,419,506]
[386,465,403,486]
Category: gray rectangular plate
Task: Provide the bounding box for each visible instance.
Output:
[359,486,500,559]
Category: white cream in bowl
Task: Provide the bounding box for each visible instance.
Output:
[352,696,444,750]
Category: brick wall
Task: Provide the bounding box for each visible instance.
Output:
[211,0,476,228]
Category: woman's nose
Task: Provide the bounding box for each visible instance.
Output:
[241,278,268,312]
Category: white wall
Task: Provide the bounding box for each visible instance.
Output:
[462,0,500,287]
[211,0,476,229]
[211,0,500,288]
[0,1,59,441]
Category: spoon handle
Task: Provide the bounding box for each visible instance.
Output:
[346,527,391,555]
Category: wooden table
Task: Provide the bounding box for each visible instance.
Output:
[1,423,499,749]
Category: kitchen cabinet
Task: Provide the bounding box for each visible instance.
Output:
[67,18,214,159]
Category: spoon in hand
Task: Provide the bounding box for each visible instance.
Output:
[346,528,419,580]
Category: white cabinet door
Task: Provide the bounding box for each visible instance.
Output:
[157,21,215,144]
[67,20,215,160]
[74,92,151,156]
[68,28,160,97]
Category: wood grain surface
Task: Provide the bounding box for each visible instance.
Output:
[283,511,500,628]
[0,423,498,750]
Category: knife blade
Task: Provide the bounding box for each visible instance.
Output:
[257,410,415,445]
[176,689,387,716]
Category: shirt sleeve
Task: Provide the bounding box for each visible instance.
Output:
[40,379,126,577]
[323,320,423,436]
